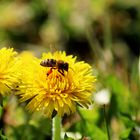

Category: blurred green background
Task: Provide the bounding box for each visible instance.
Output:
[0,0,139,140]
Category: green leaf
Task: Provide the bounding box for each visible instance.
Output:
[85,122,107,140]
[119,113,136,128]
[0,105,3,118]
[0,130,8,140]
[105,75,131,113]
[120,128,132,139]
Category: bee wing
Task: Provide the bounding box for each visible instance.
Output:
[49,44,60,61]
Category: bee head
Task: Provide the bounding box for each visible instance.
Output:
[63,63,69,71]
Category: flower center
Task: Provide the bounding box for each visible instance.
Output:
[45,68,76,97]
[47,69,68,92]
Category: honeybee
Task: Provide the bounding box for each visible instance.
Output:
[40,59,69,76]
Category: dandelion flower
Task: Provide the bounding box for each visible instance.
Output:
[17,51,96,118]
[16,51,39,93]
[0,47,20,95]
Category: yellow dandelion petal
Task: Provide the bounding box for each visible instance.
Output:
[0,47,20,95]
[57,97,64,107]
[17,51,96,118]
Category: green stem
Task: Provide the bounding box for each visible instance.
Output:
[52,115,61,140]
[103,104,110,140]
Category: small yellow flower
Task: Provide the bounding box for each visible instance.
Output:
[17,51,96,118]
[16,51,38,93]
[0,47,20,95]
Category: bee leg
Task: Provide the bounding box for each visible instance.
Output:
[58,69,64,76]
[47,68,53,76]
[47,67,57,76]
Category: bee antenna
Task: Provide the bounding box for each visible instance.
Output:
[49,44,57,53]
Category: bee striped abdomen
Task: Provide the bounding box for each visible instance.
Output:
[40,59,57,67]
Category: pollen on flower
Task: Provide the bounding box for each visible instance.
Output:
[17,51,96,118]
